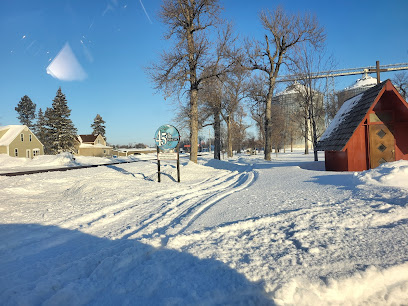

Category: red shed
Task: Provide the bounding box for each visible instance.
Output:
[317,79,408,171]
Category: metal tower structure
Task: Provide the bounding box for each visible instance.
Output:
[277,61,408,83]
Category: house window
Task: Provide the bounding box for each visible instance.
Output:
[29,134,32,142]
[14,148,18,157]
[20,134,24,141]
[33,149,40,156]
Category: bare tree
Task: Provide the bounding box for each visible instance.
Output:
[199,74,223,159]
[149,0,236,163]
[246,6,325,161]
[289,44,328,160]
[199,65,249,159]
[247,74,268,145]
[270,103,285,156]
[231,105,249,153]
[393,72,408,100]
[221,67,249,157]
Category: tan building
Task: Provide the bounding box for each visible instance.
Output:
[75,134,113,157]
[0,125,44,158]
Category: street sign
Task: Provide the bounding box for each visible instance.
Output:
[157,152,178,160]
[154,125,180,150]
[154,124,181,183]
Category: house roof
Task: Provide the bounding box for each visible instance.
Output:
[0,125,26,146]
[79,134,98,143]
[317,80,388,151]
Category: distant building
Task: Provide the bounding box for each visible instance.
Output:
[336,73,377,109]
[273,82,325,149]
[0,125,44,158]
[75,134,113,157]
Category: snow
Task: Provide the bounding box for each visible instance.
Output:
[345,74,377,90]
[275,82,307,96]
[357,160,408,189]
[0,125,26,146]
[1,151,408,305]
[0,153,141,174]
[320,92,364,141]
[79,143,112,149]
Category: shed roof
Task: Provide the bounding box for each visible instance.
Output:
[79,134,98,143]
[0,125,26,146]
[317,80,387,151]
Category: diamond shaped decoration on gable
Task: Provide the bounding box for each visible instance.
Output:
[378,158,387,165]
[377,129,386,139]
[378,144,387,152]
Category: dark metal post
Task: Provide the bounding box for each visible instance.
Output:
[176,144,180,182]
[157,146,161,182]
[376,61,380,84]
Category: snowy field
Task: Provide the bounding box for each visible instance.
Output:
[1,151,408,305]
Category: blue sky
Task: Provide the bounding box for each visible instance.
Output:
[1,0,407,146]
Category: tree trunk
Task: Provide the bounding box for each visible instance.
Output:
[214,108,221,160]
[309,101,319,161]
[227,116,233,158]
[290,132,293,152]
[304,116,309,155]
[190,88,199,163]
[264,80,274,161]
[311,109,319,162]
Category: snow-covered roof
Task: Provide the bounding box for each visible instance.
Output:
[0,125,27,146]
[319,93,364,142]
[317,80,389,151]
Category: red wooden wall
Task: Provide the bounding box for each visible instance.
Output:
[324,81,408,171]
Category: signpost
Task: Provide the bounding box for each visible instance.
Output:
[154,125,180,182]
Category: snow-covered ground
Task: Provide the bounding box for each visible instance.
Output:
[1,151,407,305]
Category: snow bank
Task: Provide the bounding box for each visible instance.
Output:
[357,160,408,189]
[0,152,78,169]
[0,153,148,173]
[274,263,408,305]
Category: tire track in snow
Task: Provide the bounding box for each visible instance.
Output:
[63,168,238,234]
[116,167,256,241]
[52,163,256,243]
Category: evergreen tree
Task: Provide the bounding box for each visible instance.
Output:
[15,95,36,129]
[34,108,49,152]
[44,88,77,154]
[91,114,106,138]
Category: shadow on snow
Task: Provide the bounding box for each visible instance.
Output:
[0,224,273,305]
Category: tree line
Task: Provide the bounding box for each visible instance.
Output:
[149,1,327,162]
[15,88,106,155]
[149,1,408,163]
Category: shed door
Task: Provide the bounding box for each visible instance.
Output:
[369,124,395,168]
